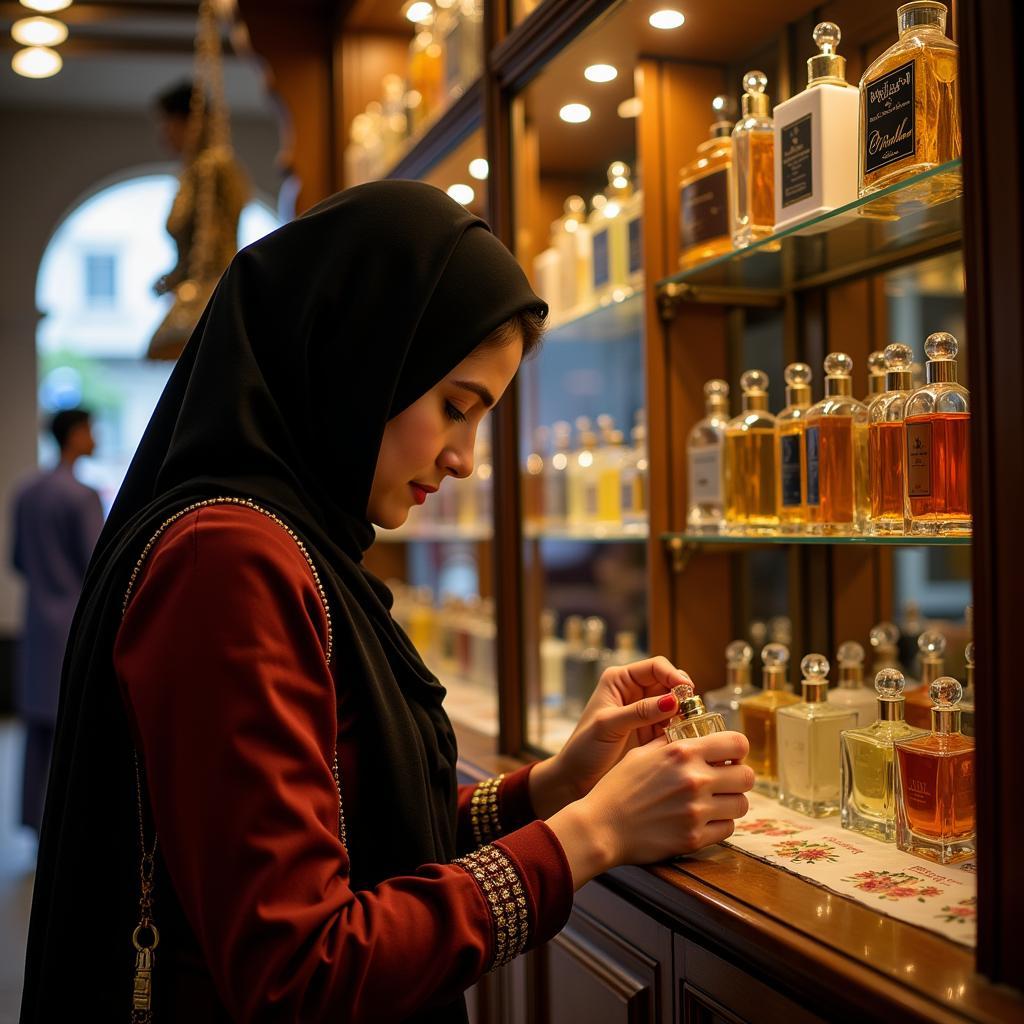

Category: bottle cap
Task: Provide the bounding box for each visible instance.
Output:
[564,614,584,643]
[898,1,948,36]
[726,639,753,689]
[867,350,888,396]
[800,653,830,702]
[740,370,769,412]
[883,342,914,392]
[739,70,770,118]
[704,378,730,413]
[584,616,606,646]
[607,161,634,196]
[870,621,901,652]
[784,362,812,407]
[761,641,789,689]
[837,640,865,686]
[874,667,908,720]
[929,675,964,734]
[823,352,854,397]
[807,22,849,87]
[924,331,959,384]
[918,629,947,659]
[670,680,710,721]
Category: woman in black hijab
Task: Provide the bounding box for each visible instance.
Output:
[20,181,752,1023]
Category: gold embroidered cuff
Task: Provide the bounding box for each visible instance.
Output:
[453,844,529,970]
[469,774,505,846]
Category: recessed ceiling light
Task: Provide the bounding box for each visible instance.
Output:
[405,1,433,24]
[559,103,591,124]
[11,45,62,78]
[468,158,489,180]
[649,9,685,30]
[18,0,71,11]
[447,183,475,205]
[12,16,68,47]
[584,64,618,84]
[617,97,642,118]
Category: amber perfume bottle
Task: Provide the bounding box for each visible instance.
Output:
[687,379,730,534]
[804,352,868,535]
[867,342,914,535]
[776,362,813,532]
[665,681,728,742]
[739,643,800,796]
[679,97,734,269]
[865,350,888,403]
[827,641,877,727]
[776,654,858,817]
[724,371,779,534]
[702,640,756,732]
[522,426,547,527]
[858,2,961,204]
[731,71,777,249]
[840,669,928,841]
[904,332,971,535]
[905,629,946,725]
[894,677,975,863]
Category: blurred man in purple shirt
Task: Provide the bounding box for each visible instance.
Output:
[11,409,104,833]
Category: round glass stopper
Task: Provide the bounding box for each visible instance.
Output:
[801,653,830,680]
[869,621,900,648]
[875,667,906,698]
[930,676,963,707]
[762,642,789,667]
[867,350,887,375]
[823,351,854,377]
[924,331,959,361]
[743,69,768,95]
[813,21,841,53]
[672,680,695,702]
[784,362,812,387]
[965,640,975,668]
[704,378,729,400]
[884,343,914,370]
[837,641,865,665]
[726,640,753,666]
[740,369,768,394]
[918,629,947,657]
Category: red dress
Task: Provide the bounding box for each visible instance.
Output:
[114,504,572,1022]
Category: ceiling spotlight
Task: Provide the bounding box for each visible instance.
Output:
[12,16,68,47]
[447,183,475,205]
[404,1,433,24]
[18,0,71,11]
[12,45,62,78]
[617,97,642,118]
[559,103,591,124]
[468,158,489,180]
[649,9,685,30]
[584,64,618,84]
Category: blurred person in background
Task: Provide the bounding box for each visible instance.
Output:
[11,408,104,835]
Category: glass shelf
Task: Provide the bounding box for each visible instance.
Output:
[375,523,493,544]
[525,522,648,542]
[544,287,644,341]
[663,531,970,548]
[658,160,962,296]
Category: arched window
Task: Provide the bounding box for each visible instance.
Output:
[35,172,281,509]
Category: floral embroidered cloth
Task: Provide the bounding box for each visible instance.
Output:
[721,792,976,947]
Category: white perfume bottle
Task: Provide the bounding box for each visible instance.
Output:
[773,22,860,234]
[827,641,877,727]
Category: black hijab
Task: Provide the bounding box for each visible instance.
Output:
[20,181,546,1022]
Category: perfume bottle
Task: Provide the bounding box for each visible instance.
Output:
[567,418,598,527]
[408,15,445,133]
[596,422,626,524]
[731,71,777,249]
[564,616,607,717]
[544,421,571,527]
[865,350,888,403]
[776,362,813,532]
[600,630,643,675]
[961,640,975,739]
[679,97,734,269]
[894,677,975,863]
[532,237,563,321]
[739,642,800,796]
[665,681,728,742]
[523,426,548,526]
[858,1,961,205]
[870,620,903,673]
[773,22,860,234]
[840,668,929,841]
[589,163,636,303]
[777,654,858,817]
[687,379,730,533]
[606,161,643,290]
[867,342,915,535]
[827,641,877,727]
[905,630,947,726]
[539,609,565,714]
[703,640,756,732]
[804,352,868,535]
[620,411,648,527]
[560,614,584,709]
[904,332,971,536]
[553,196,593,315]
[724,371,779,534]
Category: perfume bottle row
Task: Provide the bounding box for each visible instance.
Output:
[531,163,644,324]
[523,412,648,531]
[687,335,971,537]
[679,4,961,268]
[344,0,483,185]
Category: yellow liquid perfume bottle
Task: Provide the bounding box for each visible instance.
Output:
[731,71,777,249]
[776,362,813,532]
[739,642,800,797]
[679,96,735,269]
[567,418,597,527]
[665,681,728,742]
[870,620,903,674]
[702,640,756,732]
[687,379,730,534]
[961,640,975,739]
[724,370,778,534]
[777,654,858,817]
[620,411,648,527]
[894,677,976,864]
[840,668,928,841]
[905,629,946,725]
[553,195,593,316]
[607,161,643,291]
[867,343,915,536]
[827,641,877,727]
[596,423,626,524]
[858,1,961,206]
[804,352,868,535]
[904,332,971,536]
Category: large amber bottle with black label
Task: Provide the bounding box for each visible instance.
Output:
[678,98,734,269]
[858,1,961,203]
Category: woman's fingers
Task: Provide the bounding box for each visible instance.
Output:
[707,793,750,821]
[688,730,750,767]
[616,656,691,694]
[700,819,738,847]
[710,763,756,794]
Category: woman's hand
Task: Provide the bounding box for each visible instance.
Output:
[529,656,692,819]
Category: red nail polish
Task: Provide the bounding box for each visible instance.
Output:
[658,694,677,712]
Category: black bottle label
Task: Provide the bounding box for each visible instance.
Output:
[864,59,916,175]
[779,433,804,506]
[592,226,610,288]
[680,168,729,250]
[780,113,814,208]
[805,426,821,507]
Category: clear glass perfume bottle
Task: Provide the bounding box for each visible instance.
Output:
[679,96,735,269]
[865,350,888,403]
[905,629,946,726]
[523,425,548,527]
[731,71,777,249]
[776,362,813,532]
[867,342,914,535]
[665,680,728,742]
[620,411,648,528]
[567,419,598,528]
[724,370,779,534]
[894,677,975,863]
[804,352,868,535]
[687,379,730,533]
[596,423,626,524]
[703,640,756,732]
[840,668,929,841]
[552,195,592,316]
[870,620,903,673]
[827,641,877,727]
[777,654,858,817]
[739,642,800,796]
[564,616,607,717]
[543,421,571,528]
[961,640,975,739]
[539,609,566,714]
[858,1,961,205]
[904,332,971,536]
[600,630,643,675]
[606,161,643,290]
